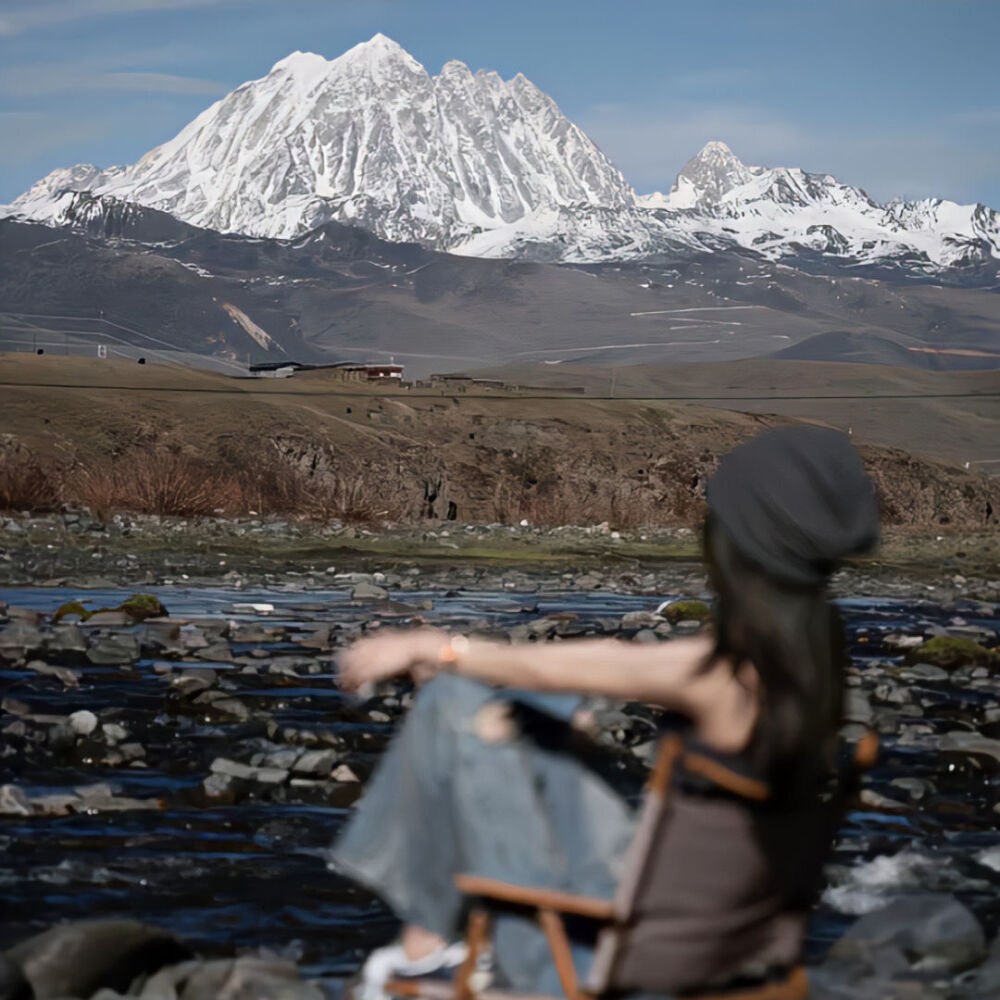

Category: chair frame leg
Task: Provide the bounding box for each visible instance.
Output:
[537,908,578,1000]
[455,907,491,1000]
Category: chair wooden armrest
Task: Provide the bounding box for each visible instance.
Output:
[453,875,616,921]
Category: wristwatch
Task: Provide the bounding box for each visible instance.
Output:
[439,634,471,665]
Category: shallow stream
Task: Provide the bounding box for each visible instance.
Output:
[1,585,998,981]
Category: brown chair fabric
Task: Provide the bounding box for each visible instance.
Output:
[606,792,804,994]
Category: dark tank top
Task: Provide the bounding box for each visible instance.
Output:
[607,732,845,995]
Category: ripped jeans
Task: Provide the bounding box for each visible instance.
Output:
[330,675,636,995]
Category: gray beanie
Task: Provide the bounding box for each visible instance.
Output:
[705,425,880,585]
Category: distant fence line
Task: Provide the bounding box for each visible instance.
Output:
[0,310,247,375]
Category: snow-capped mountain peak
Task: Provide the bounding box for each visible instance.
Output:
[268,50,328,76]
[672,140,755,207]
[6,34,631,246]
[4,38,999,274]
[328,32,427,84]
[634,140,755,210]
[634,143,999,270]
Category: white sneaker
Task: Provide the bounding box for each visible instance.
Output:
[353,941,468,1000]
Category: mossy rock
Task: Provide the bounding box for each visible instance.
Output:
[119,594,168,621]
[53,601,90,623]
[661,600,712,624]
[52,594,167,624]
[905,636,994,671]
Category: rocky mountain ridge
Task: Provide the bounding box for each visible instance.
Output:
[637,141,1000,272]
[4,36,1000,278]
[7,35,631,250]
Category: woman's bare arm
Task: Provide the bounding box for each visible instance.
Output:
[338,629,717,713]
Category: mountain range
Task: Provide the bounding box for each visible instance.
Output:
[5,34,1000,279]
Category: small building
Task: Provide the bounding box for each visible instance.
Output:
[248,360,404,382]
[360,363,404,381]
[430,374,472,390]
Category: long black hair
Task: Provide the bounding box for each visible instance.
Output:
[702,512,845,802]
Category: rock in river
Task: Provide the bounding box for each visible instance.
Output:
[938,731,1000,770]
[352,581,389,600]
[5,918,191,1000]
[906,636,995,671]
[87,634,141,665]
[0,621,43,659]
[828,893,986,974]
[209,758,289,785]
[68,709,99,736]
[26,659,81,687]
[0,784,32,816]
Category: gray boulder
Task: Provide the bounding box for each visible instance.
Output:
[68,710,99,736]
[0,784,32,816]
[829,894,986,974]
[5,918,190,999]
[135,955,325,1000]
[47,624,88,655]
[0,622,43,659]
[87,634,141,665]
[26,660,82,687]
[967,933,1000,998]
[939,732,1000,770]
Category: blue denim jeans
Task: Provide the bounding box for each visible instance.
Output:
[330,675,636,995]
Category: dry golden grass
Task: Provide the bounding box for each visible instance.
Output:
[0,446,62,512]
[0,444,412,525]
[71,452,230,519]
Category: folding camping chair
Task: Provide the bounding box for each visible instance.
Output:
[387,729,879,1000]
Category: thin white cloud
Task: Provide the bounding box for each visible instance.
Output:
[954,108,1000,126]
[0,113,113,164]
[0,0,240,36]
[0,62,226,98]
[99,71,226,95]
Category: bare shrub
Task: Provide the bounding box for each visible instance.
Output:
[308,455,411,524]
[490,471,522,524]
[521,487,599,527]
[71,463,122,522]
[484,468,695,530]
[229,456,311,517]
[607,483,667,530]
[487,471,605,527]
[128,451,231,517]
[66,451,234,519]
[0,446,61,512]
[220,441,411,524]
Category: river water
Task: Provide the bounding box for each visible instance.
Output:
[1,585,998,981]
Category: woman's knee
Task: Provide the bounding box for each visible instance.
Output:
[410,673,496,724]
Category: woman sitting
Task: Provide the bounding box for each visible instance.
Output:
[332,425,879,999]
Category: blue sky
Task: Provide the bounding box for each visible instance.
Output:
[2,0,999,207]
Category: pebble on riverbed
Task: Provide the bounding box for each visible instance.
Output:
[0,781,161,816]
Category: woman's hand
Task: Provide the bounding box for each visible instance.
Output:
[338,628,447,693]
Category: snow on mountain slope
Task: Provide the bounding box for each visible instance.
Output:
[8,34,633,247]
[637,141,1000,270]
[5,37,999,273]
